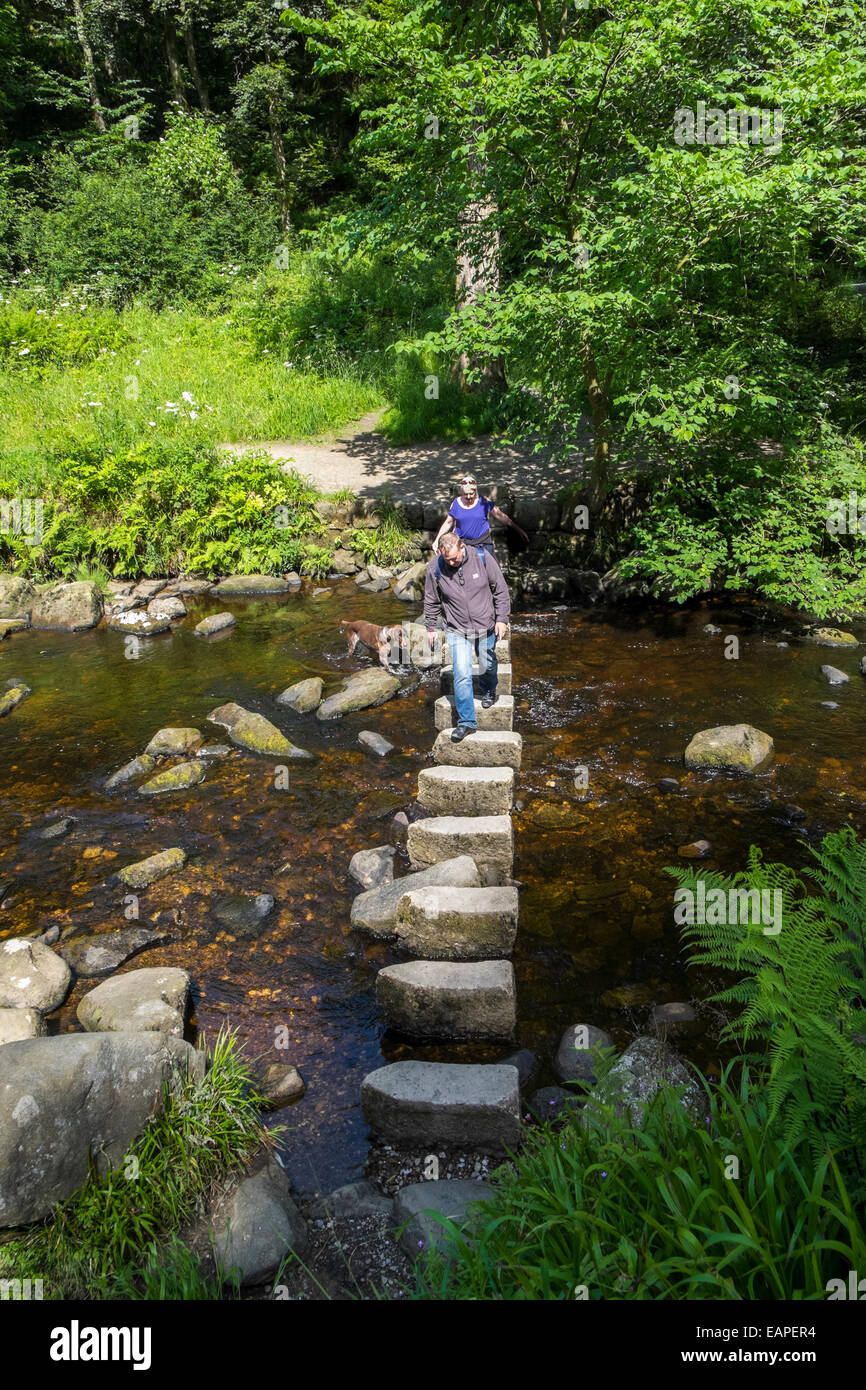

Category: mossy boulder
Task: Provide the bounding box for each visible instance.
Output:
[0,678,30,718]
[138,762,206,795]
[684,723,773,773]
[316,669,401,720]
[208,702,313,758]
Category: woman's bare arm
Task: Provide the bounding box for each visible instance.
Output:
[490,505,529,541]
[433,514,456,547]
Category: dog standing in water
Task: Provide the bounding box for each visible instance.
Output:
[339,619,405,669]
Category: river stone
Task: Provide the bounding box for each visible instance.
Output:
[393,1179,493,1260]
[77,967,190,1037]
[351,856,482,938]
[821,664,850,685]
[144,727,203,757]
[0,938,72,1013]
[104,753,156,789]
[376,960,516,1040]
[432,729,522,770]
[197,743,232,758]
[208,701,313,758]
[683,724,774,773]
[804,627,858,647]
[213,574,291,595]
[147,595,187,620]
[138,761,206,795]
[0,1007,47,1044]
[358,730,394,758]
[0,575,36,619]
[330,549,360,575]
[861,656,866,676]
[588,1036,704,1128]
[359,577,391,593]
[208,1153,310,1285]
[395,886,518,959]
[0,1033,204,1226]
[348,845,396,891]
[108,609,171,636]
[275,677,323,713]
[499,1048,539,1091]
[60,926,170,978]
[212,893,275,939]
[29,580,102,631]
[257,1063,306,1110]
[0,680,30,717]
[434,695,514,732]
[36,815,76,840]
[116,847,187,890]
[361,1061,521,1152]
[131,579,168,600]
[195,611,236,637]
[314,1180,393,1221]
[165,578,214,596]
[652,1002,697,1030]
[417,765,514,817]
[407,815,513,879]
[0,618,27,639]
[678,839,712,859]
[554,1023,614,1084]
[316,670,401,720]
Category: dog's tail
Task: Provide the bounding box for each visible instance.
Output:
[338,619,350,628]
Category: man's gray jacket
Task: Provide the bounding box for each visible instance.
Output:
[424,549,511,634]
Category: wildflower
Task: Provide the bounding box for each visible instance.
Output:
[18,347,30,356]
[189,410,198,420]
[182,391,194,404]
[148,421,156,427]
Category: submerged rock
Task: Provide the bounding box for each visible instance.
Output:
[194,612,236,637]
[316,669,401,720]
[212,893,275,939]
[104,753,156,789]
[0,938,72,1013]
[36,815,76,840]
[0,678,30,718]
[116,847,187,890]
[820,664,850,685]
[803,627,858,647]
[275,677,323,713]
[144,727,203,758]
[348,845,396,891]
[138,761,206,795]
[256,1063,306,1109]
[60,925,171,978]
[208,701,313,758]
[684,723,773,773]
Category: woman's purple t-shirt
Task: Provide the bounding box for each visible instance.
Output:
[449,494,494,541]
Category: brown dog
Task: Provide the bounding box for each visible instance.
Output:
[339,619,403,668]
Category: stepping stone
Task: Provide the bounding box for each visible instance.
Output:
[395,885,519,959]
[376,960,516,1040]
[434,695,513,732]
[432,730,522,771]
[351,855,482,938]
[441,663,512,696]
[443,640,510,666]
[361,1061,521,1151]
[393,1179,493,1259]
[417,765,514,816]
[407,815,513,880]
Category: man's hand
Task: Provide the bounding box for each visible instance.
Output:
[494,622,508,641]
[427,630,438,647]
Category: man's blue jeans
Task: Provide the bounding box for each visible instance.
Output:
[446,628,498,730]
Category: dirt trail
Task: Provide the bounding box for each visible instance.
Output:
[221,409,582,504]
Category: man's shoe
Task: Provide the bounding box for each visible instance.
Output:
[451,725,475,742]
[481,692,497,709]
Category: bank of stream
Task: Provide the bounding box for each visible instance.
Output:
[1,582,864,1199]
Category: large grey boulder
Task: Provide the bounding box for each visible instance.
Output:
[394,1179,493,1260]
[212,574,291,595]
[395,886,518,960]
[208,702,313,758]
[59,925,170,978]
[208,1154,309,1285]
[553,1023,614,1084]
[316,669,401,720]
[275,677,324,713]
[684,723,774,773]
[361,1061,521,1151]
[350,856,482,938]
[0,938,71,1013]
[588,1036,704,1128]
[0,1033,204,1225]
[77,967,191,1037]
[0,1007,47,1044]
[29,581,102,631]
[0,575,36,620]
[376,960,516,1040]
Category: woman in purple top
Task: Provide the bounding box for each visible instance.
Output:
[432,473,528,556]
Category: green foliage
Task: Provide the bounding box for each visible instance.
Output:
[666,827,866,1157]
[617,428,866,618]
[149,106,239,211]
[347,493,415,566]
[412,1068,866,1301]
[0,1029,271,1300]
[106,1233,240,1301]
[299,542,333,578]
[0,441,326,579]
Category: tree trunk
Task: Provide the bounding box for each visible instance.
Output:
[184,21,211,113]
[71,0,107,133]
[583,349,612,510]
[453,194,506,390]
[268,99,290,237]
[164,19,189,109]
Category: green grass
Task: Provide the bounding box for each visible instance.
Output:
[0,1029,274,1300]
[347,493,417,567]
[0,296,383,455]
